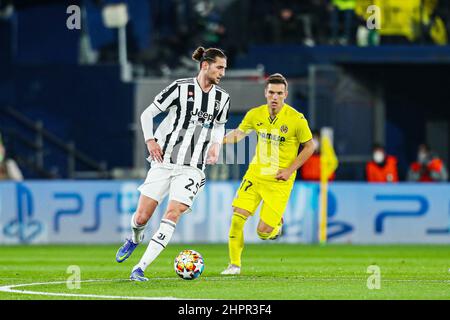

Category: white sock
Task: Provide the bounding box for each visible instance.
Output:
[135,219,176,271]
[130,213,146,244]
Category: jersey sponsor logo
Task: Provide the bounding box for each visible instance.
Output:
[280,125,288,133]
[258,131,286,143]
[191,109,214,122]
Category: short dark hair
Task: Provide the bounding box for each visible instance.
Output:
[419,143,430,152]
[192,46,227,67]
[372,143,384,151]
[265,73,288,90]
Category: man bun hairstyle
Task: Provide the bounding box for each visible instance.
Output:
[192,46,227,66]
[266,73,288,90]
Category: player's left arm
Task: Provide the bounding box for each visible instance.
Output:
[206,122,225,164]
[276,114,314,181]
[207,96,230,164]
[276,139,315,181]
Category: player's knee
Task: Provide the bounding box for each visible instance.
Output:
[233,207,251,217]
[257,230,271,240]
[134,213,148,226]
[134,207,154,225]
[164,205,189,223]
[164,210,181,223]
[257,222,274,234]
[135,203,157,225]
[230,213,247,229]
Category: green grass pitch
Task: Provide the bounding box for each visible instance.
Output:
[0,244,448,300]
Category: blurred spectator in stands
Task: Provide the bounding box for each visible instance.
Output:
[0,0,13,19]
[421,0,448,45]
[192,0,226,48]
[144,0,227,74]
[265,1,315,46]
[142,0,186,73]
[407,143,448,182]
[299,130,336,181]
[221,0,251,64]
[138,0,196,74]
[329,0,356,45]
[309,0,331,45]
[248,0,274,44]
[435,0,450,39]
[0,135,23,181]
[365,144,399,183]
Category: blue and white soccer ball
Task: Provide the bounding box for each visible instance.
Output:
[174,249,205,280]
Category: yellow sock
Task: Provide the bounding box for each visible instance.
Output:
[228,213,247,267]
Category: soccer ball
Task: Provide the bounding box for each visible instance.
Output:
[174,249,205,280]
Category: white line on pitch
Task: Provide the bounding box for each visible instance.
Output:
[1,277,447,300]
[0,279,187,300]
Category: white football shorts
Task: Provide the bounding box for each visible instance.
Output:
[138,162,206,208]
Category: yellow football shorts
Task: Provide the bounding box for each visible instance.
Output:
[231,173,293,228]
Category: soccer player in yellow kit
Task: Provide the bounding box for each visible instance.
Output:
[221,73,315,275]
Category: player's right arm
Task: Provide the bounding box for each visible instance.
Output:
[141,81,179,162]
[223,129,247,144]
[140,104,163,162]
[223,108,255,144]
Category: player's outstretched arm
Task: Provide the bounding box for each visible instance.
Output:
[223,129,247,144]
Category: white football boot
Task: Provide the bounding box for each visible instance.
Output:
[221,264,241,275]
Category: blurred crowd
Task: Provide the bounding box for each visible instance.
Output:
[298,130,448,183]
[2,0,448,73]
[140,0,450,73]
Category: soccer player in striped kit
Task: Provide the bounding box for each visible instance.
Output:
[116,47,230,281]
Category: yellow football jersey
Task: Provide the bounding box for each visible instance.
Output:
[238,104,313,182]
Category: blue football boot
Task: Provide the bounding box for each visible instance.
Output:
[130,267,148,282]
[116,238,138,263]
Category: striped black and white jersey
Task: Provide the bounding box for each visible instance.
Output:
[149,77,230,171]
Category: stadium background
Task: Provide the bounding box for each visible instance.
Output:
[0,0,449,301]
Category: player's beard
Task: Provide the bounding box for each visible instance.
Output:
[207,73,220,85]
[211,77,220,85]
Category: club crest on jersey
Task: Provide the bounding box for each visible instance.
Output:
[215,100,220,110]
[280,125,288,133]
[191,109,214,122]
